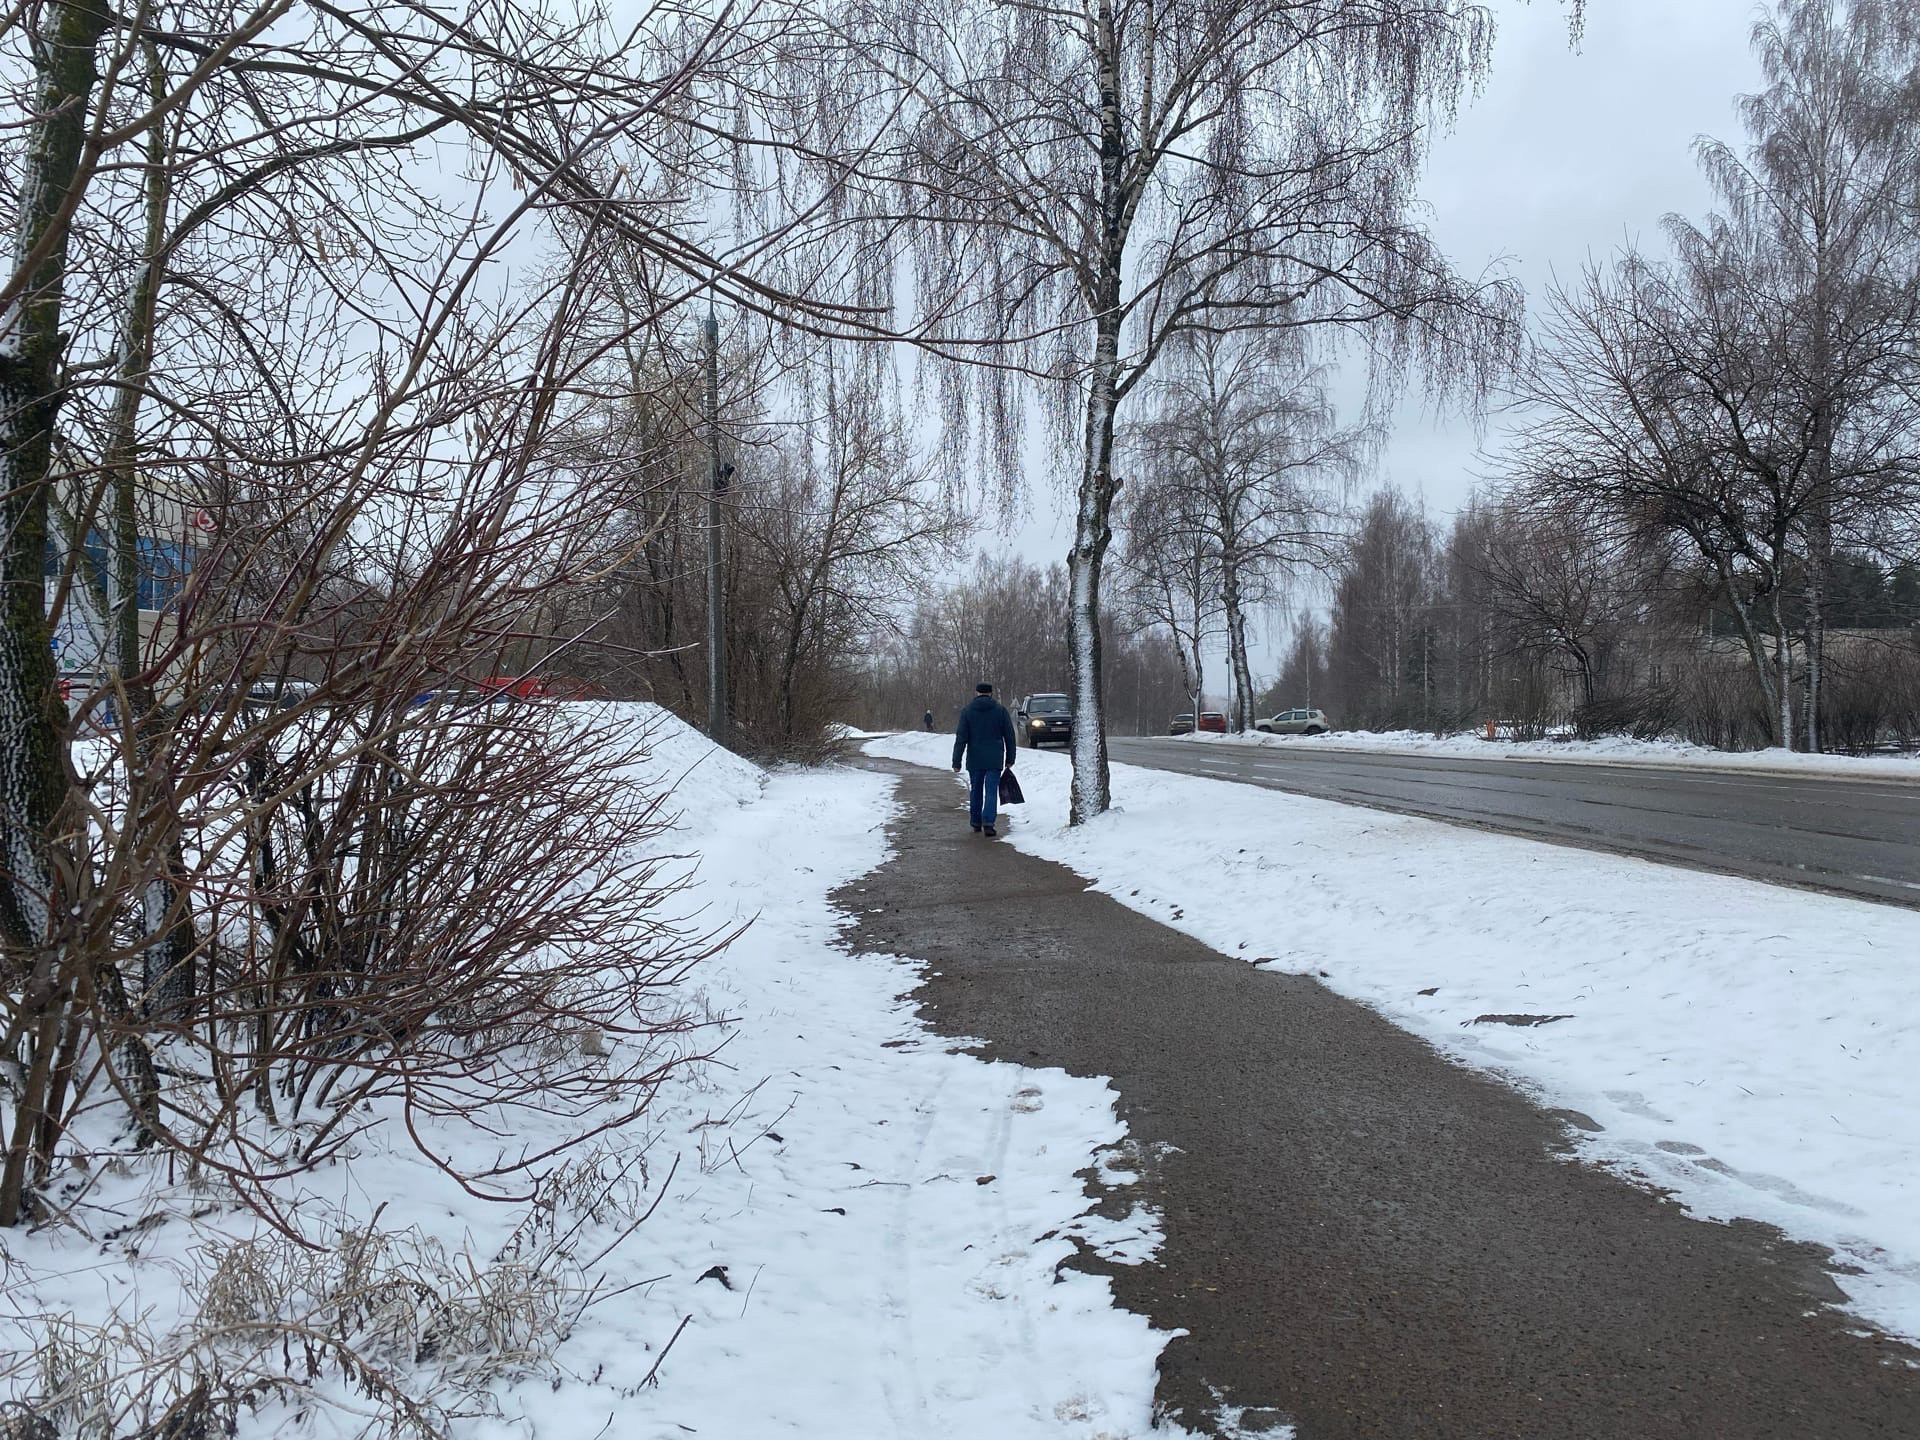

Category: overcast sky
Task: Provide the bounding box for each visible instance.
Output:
[1373,0,1767,514]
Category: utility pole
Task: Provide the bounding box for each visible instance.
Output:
[704,305,731,743]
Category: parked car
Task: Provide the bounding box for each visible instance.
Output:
[1169,712,1195,735]
[1255,707,1332,736]
[1196,711,1228,734]
[1017,692,1073,747]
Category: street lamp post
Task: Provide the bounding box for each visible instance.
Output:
[703,305,731,743]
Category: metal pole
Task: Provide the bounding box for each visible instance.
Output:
[704,305,729,742]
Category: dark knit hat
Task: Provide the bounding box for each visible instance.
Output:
[976,681,994,694]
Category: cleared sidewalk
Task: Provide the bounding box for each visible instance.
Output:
[841,761,1920,1440]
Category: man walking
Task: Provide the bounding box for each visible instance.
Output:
[952,682,1017,837]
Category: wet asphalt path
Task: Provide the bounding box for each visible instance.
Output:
[839,761,1920,1440]
[1110,738,1920,908]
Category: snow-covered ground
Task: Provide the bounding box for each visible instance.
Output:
[867,732,1920,1343]
[1169,726,1920,781]
[4,708,1177,1439]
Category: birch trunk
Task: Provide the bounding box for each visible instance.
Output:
[1068,340,1118,823]
[1771,592,1795,752]
[1803,411,1832,755]
[1221,541,1254,732]
[1066,0,1126,826]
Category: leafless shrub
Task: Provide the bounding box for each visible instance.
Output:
[4,1208,621,1440]
[1819,635,1920,754]
[49,700,730,1230]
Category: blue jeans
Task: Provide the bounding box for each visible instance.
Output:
[968,767,1001,828]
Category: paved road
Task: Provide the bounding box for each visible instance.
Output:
[843,762,1920,1439]
[1110,738,1920,907]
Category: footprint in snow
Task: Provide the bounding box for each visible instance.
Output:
[1011,1086,1044,1113]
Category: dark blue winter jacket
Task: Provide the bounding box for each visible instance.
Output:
[953,695,1018,774]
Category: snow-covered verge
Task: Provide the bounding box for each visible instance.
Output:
[867,732,1920,1344]
[3,707,1175,1439]
[1167,726,1920,781]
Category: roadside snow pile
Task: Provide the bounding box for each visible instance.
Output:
[578,735,1178,1439]
[1175,725,1920,780]
[619,698,769,821]
[868,731,1920,1344]
[2,708,1175,1439]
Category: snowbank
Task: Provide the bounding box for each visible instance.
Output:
[868,730,1920,1343]
[574,723,1178,1438]
[4,707,1177,1438]
[1160,726,1920,781]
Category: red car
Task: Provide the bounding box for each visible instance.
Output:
[1196,711,1228,734]
[477,675,610,700]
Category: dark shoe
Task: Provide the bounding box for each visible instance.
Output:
[971,823,982,833]
[984,824,997,837]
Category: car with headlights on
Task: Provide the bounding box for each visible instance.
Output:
[1017,692,1073,748]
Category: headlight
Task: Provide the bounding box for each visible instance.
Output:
[1030,718,1043,727]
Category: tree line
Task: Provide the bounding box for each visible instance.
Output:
[1271,488,1920,753]
[851,553,1192,737]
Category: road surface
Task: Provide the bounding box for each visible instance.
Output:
[842,763,1920,1439]
[1109,738,1920,907]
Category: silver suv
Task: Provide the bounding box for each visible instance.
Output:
[1255,707,1331,736]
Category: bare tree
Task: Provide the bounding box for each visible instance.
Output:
[1119,478,1222,723]
[1503,249,1813,747]
[1328,488,1441,729]
[1683,0,1920,750]
[0,0,867,1236]
[734,346,970,748]
[1266,610,1330,715]
[1473,498,1643,710]
[1128,330,1357,730]
[815,0,1541,820]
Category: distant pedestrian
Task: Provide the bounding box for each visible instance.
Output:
[923,707,934,731]
[952,682,1018,837]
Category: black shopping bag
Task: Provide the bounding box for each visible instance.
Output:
[998,768,1025,805]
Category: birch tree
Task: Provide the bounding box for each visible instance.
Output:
[1128,330,1356,731]
[818,0,1541,820]
[1119,476,1221,722]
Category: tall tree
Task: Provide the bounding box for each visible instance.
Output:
[820,0,1539,820]
[1682,0,1920,750]
[1119,476,1221,721]
[736,346,970,747]
[1128,330,1355,730]
[1328,488,1439,728]
[1506,253,1819,747]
